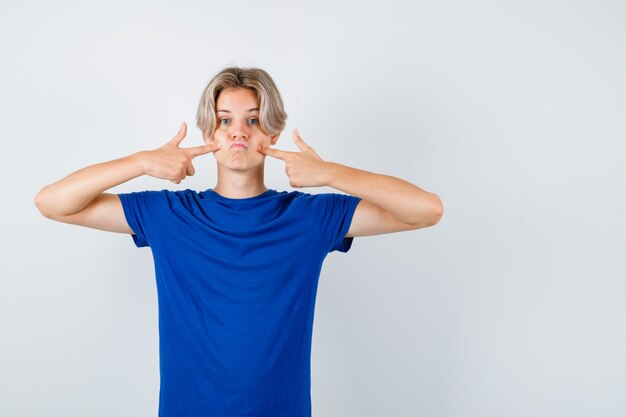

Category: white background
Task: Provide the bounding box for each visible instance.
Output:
[1,0,625,416]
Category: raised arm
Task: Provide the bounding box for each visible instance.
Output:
[324,162,444,236]
[34,152,146,233]
[257,128,444,238]
[34,122,219,233]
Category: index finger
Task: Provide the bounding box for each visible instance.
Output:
[186,143,220,157]
[257,145,292,160]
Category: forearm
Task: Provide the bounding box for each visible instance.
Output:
[324,162,443,225]
[35,151,146,217]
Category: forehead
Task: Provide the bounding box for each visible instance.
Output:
[216,88,259,111]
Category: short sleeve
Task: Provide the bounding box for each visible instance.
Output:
[305,192,362,253]
[117,190,164,248]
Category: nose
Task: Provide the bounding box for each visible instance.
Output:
[229,119,250,140]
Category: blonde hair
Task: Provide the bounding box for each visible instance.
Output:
[196,66,288,139]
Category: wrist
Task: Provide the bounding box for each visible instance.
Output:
[322,161,343,187]
[127,151,148,176]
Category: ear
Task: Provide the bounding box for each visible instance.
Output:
[270,133,280,146]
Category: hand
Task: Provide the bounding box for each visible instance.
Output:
[257,129,332,188]
[139,122,221,184]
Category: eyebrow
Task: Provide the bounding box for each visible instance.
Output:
[216,108,259,113]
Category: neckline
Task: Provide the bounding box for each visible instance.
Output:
[204,188,276,202]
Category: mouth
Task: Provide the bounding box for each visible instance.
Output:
[231,143,248,149]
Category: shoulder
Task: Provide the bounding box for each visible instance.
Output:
[286,190,331,209]
[297,190,361,207]
[118,188,190,210]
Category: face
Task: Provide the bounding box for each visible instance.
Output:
[204,87,279,171]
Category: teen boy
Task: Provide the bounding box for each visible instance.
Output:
[34,66,443,417]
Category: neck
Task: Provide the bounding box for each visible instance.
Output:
[211,164,269,199]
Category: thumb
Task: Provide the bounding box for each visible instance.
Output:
[168,122,187,147]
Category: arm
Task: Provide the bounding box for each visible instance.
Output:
[34,152,146,234]
[34,122,218,233]
[323,162,444,237]
[34,153,145,219]
[257,129,443,237]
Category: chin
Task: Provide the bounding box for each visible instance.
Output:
[217,157,264,170]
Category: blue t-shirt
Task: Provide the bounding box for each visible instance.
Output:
[117,188,361,417]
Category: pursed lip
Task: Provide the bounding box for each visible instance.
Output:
[231,141,248,148]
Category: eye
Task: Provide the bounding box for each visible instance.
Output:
[249,118,258,125]
[219,118,230,125]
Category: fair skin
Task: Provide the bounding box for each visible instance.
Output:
[200,87,279,199]
[34,87,443,237]
[206,88,444,234]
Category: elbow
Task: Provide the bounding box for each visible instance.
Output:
[34,188,44,212]
[34,191,47,217]
[34,187,54,218]
[406,194,444,228]
[431,206,444,225]
[427,194,444,226]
